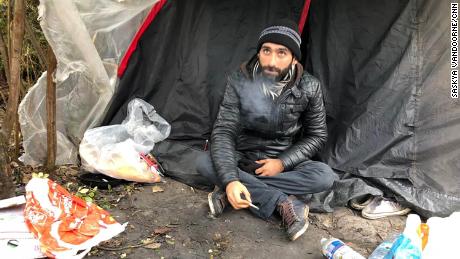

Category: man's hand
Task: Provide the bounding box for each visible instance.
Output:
[226,181,251,209]
[255,158,284,176]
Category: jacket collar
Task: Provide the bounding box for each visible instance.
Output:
[240,55,303,98]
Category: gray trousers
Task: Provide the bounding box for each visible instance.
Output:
[196,152,335,219]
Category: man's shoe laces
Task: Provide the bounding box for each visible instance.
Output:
[278,200,300,227]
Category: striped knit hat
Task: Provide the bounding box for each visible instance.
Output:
[257,19,302,60]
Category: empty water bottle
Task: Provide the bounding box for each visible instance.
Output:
[368,234,399,259]
[321,237,365,259]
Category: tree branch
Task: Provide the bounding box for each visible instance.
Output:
[0,33,10,86]
[25,18,46,68]
[4,0,25,139]
[0,130,14,199]
[46,46,57,171]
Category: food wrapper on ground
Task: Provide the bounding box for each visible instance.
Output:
[0,196,46,258]
[24,178,126,258]
[79,98,170,183]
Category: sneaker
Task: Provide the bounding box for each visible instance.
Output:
[277,195,309,241]
[362,196,411,219]
[349,195,374,211]
[208,188,228,217]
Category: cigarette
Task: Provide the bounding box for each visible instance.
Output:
[249,202,259,210]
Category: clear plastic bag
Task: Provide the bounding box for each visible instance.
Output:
[79,98,170,183]
[18,0,159,166]
[384,214,422,259]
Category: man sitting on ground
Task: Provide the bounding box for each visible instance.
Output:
[197,20,335,241]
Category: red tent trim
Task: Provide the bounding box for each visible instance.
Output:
[118,0,167,78]
[298,0,311,35]
[119,0,310,77]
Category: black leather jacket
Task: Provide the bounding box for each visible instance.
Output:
[211,56,327,186]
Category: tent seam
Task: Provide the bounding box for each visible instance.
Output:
[411,0,421,183]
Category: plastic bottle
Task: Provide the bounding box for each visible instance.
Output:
[422,216,443,259]
[320,237,366,259]
[368,233,399,259]
[423,212,460,259]
[417,223,429,250]
[384,214,422,259]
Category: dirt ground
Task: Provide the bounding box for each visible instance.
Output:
[10,164,407,258]
[61,176,406,259]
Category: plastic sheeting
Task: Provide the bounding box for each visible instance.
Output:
[308,0,460,217]
[19,0,459,217]
[100,0,305,189]
[101,0,305,142]
[101,0,459,217]
[18,0,159,165]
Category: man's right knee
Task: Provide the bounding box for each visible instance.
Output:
[297,161,336,193]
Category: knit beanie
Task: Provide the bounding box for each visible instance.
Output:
[257,19,302,60]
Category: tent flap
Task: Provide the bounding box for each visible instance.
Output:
[309,0,460,217]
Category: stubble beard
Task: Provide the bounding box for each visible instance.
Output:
[261,62,292,82]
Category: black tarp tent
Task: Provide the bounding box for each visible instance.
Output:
[101,0,460,218]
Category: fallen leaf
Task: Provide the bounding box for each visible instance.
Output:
[79,188,90,194]
[141,238,152,244]
[151,186,164,193]
[153,226,172,235]
[144,242,161,249]
[213,233,222,241]
[22,174,32,184]
[120,253,127,258]
[165,234,175,245]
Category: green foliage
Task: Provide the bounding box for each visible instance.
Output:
[75,186,98,203]
[66,182,112,209]
[32,171,49,179]
[0,4,7,36]
[0,0,47,87]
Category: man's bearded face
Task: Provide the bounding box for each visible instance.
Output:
[258,42,295,81]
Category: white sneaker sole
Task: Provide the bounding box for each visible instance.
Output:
[349,196,373,210]
[291,206,310,241]
[208,192,216,216]
[362,208,411,220]
[291,221,309,241]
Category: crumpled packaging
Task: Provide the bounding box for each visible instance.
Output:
[24,178,126,258]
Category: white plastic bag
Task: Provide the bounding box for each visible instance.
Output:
[79,98,170,183]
